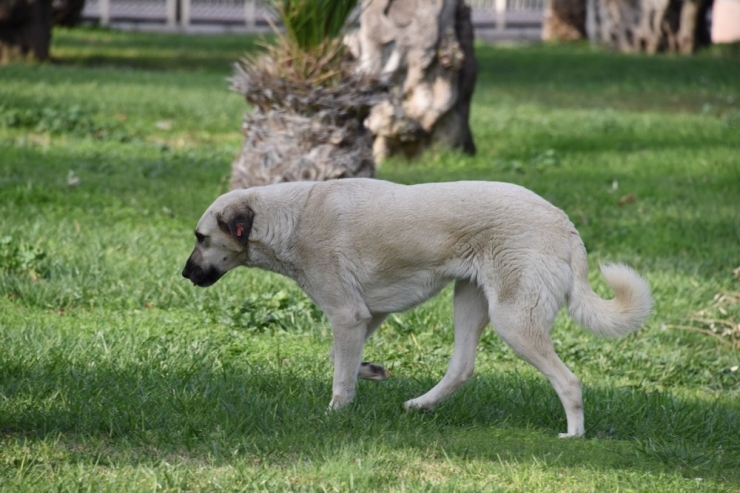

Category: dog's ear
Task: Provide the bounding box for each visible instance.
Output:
[217,205,254,244]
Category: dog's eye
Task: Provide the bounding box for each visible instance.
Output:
[195,232,205,243]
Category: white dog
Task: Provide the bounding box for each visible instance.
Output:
[182,178,652,437]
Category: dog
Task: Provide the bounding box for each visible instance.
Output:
[182,178,652,437]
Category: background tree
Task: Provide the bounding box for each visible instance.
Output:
[348,0,477,161]
[543,0,712,54]
[0,0,53,62]
[0,0,84,63]
[52,0,86,27]
[587,0,712,53]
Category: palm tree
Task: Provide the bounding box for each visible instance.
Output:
[229,0,479,188]
[229,0,383,189]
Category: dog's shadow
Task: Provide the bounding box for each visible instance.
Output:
[3,359,738,483]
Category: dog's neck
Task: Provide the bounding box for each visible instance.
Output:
[242,183,314,285]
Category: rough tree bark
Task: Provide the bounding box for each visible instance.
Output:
[228,106,378,190]
[347,0,477,161]
[228,48,385,190]
[0,0,53,63]
[585,0,712,53]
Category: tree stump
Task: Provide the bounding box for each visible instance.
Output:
[228,53,385,190]
[229,0,478,189]
[347,0,477,161]
[229,110,375,190]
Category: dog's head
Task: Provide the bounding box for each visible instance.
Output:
[182,191,254,287]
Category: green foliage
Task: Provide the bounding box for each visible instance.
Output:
[0,103,131,140]
[0,28,739,492]
[237,34,350,88]
[0,236,48,280]
[220,289,325,332]
[232,0,360,92]
[275,0,358,50]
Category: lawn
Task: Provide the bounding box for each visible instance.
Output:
[1,27,739,491]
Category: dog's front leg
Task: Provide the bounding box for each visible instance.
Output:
[329,313,389,382]
[327,307,372,410]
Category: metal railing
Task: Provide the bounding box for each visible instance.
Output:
[81,0,545,34]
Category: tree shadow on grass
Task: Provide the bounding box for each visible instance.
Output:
[2,358,738,484]
[50,28,263,73]
[475,43,740,114]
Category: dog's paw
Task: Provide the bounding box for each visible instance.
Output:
[358,362,388,381]
[327,395,353,412]
[558,432,584,439]
[403,398,434,412]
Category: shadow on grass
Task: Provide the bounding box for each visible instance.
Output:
[50,27,264,73]
[476,43,740,113]
[2,358,738,483]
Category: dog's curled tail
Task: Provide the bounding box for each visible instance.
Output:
[567,241,652,338]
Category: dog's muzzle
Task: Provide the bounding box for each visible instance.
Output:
[182,259,223,287]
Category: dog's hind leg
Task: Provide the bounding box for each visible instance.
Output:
[358,313,389,381]
[404,280,489,410]
[489,294,585,438]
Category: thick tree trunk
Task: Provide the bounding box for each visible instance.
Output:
[229,110,375,190]
[586,0,711,53]
[228,44,385,190]
[543,0,587,41]
[349,0,477,161]
[0,0,52,63]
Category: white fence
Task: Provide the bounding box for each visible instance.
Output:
[469,0,545,31]
[81,0,545,37]
[82,0,268,28]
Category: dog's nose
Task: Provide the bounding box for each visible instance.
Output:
[182,266,191,279]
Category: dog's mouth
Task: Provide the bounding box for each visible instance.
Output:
[191,278,216,288]
[182,263,223,288]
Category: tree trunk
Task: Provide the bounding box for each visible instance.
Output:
[349,0,477,161]
[229,110,375,190]
[228,41,385,190]
[586,0,711,53]
[52,0,86,27]
[543,0,587,41]
[0,0,52,63]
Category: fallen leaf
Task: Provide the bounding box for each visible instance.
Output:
[618,194,637,206]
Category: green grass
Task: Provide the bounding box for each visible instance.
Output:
[1,27,739,491]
